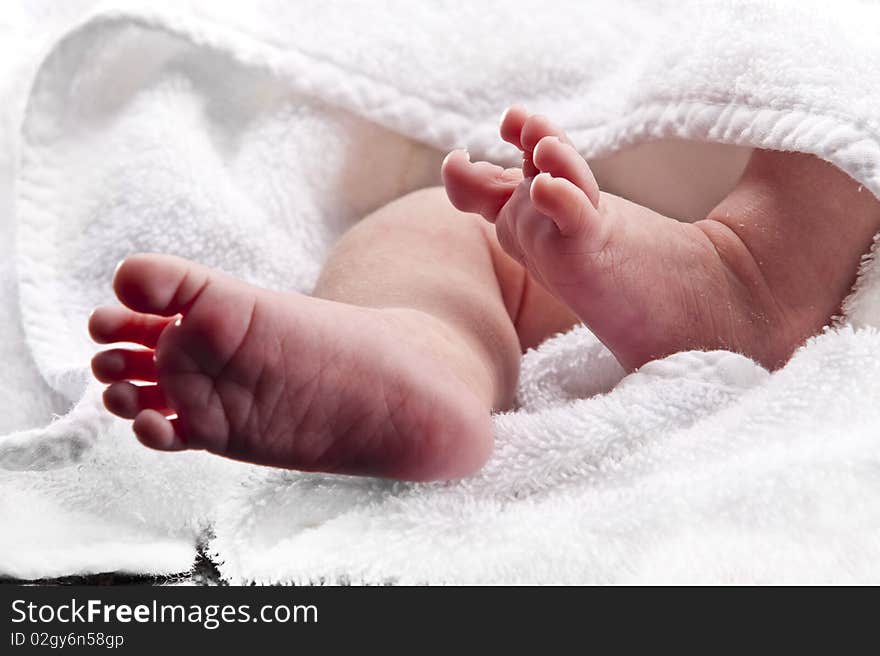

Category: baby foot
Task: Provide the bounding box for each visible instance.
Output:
[89,254,492,480]
[442,106,863,370]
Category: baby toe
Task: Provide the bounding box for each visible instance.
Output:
[519,114,574,178]
[89,305,175,348]
[91,348,157,383]
[530,172,602,239]
[103,382,169,419]
[114,253,210,317]
[499,105,529,150]
[133,410,187,451]
[532,136,600,208]
[520,114,572,153]
[441,149,522,221]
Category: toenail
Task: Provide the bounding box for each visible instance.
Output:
[532,137,549,159]
[533,139,546,159]
[534,136,561,158]
[442,149,469,169]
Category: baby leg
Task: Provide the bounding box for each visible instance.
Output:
[90,188,575,480]
[312,187,579,407]
[444,106,880,370]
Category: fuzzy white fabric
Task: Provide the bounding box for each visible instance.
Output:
[2,0,880,583]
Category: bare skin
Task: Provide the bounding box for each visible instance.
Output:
[89,106,880,480]
[89,195,572,481]
[442,106,880,370]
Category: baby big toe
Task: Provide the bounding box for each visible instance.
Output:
[114,253,210,317]
[532,136,600,208]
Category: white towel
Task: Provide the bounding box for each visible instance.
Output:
[2,0,880,583]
